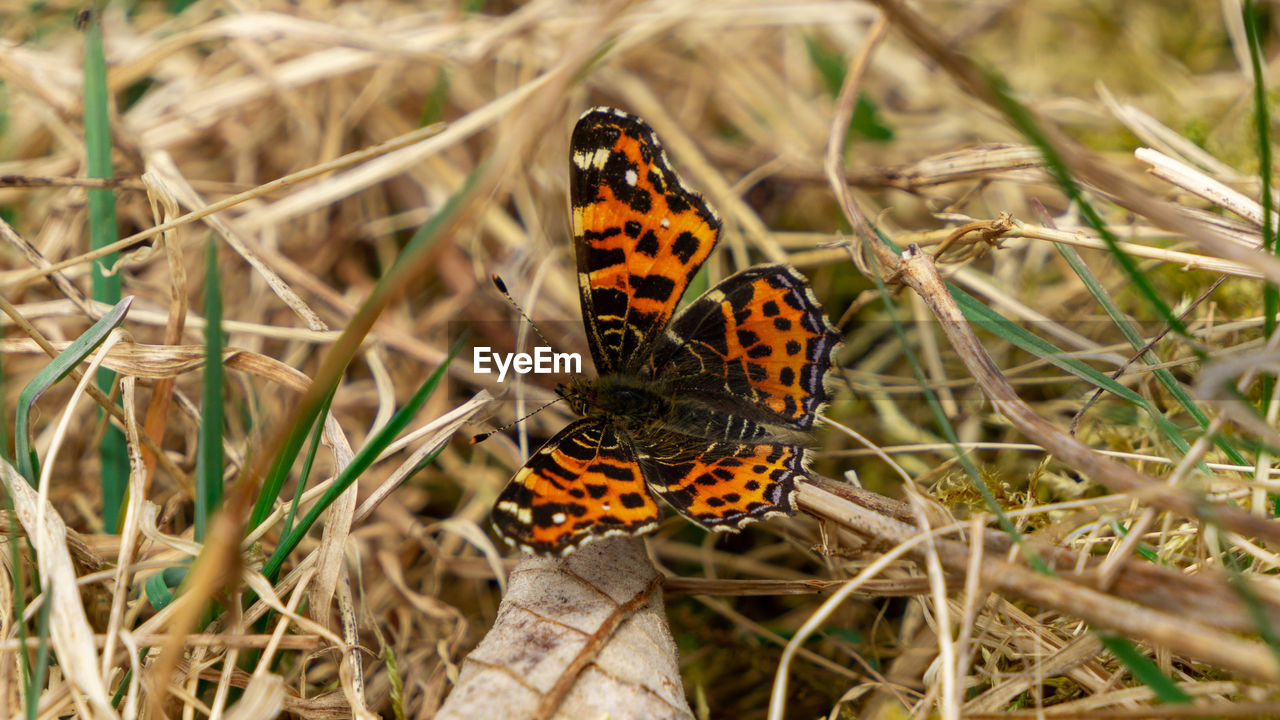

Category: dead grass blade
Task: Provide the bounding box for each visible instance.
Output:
[2,459,117,718]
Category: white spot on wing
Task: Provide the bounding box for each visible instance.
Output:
[625,169,638,186]
[572,147,611,170]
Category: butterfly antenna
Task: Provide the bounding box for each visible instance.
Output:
[471,395,564,445]
[490,274,557,349]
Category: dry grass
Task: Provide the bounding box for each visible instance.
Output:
[2,0,1280,718]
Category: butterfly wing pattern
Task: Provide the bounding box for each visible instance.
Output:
[569,107,721,373]
[639,440,809,532]
[491,107,842,555]
[492,420,661,555]
[651,264,841,432]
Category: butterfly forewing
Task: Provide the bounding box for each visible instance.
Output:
[570,107,721,373]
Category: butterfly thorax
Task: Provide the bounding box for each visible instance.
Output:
[558,373,671,428]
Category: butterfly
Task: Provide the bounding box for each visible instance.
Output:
[491,107,842,555]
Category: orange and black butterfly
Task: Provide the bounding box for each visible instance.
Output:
[492,107,842,555]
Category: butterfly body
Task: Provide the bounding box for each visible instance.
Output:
[558,373,668,424]
[492,108,842,555]
[560,363,816,446]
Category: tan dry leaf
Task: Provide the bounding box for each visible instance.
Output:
[0,339,310,389]
[437,537,692,720]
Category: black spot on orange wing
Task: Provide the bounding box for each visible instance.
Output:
[651,264,842,430]
[638,439,804,531]
[492,420,661,555]
[635,230,660,256]
[570,107,722,373]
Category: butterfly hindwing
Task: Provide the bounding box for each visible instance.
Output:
[570,107,721,374]
[491,419,661,555]
[638,439,805,531]
[651,264,842,430]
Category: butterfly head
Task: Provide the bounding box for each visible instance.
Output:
[556,376,595,416]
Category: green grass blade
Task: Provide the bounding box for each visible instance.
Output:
[1098,633,1192,704]
[110,649,148,710]
[5,490,34,719]
[884,228,1211,473]
[260,334,466,580]
[1244,1,1278,507]
[279,387,337,542]
[873,263,1048,573]
[951,288,1143,404]
[0,350,8,465]
[982,76,1262,469]
[805,35,893,141]
[27,582,53,720]
[245,157,482,559]
[144,571,177,611]
[248,385,335,536]
[983,70,1189,343]
[143,565,188,611]
[876,230,1149,407]
[1053,242,1163,379]
[1110,521,1162,564]
[418,69,450,127]
[195,236,224,541]
[15,297,132,484]
[953,284,1206,461]
[1053,243,1243,467]
[988,65,1252,468]
[1227,567,1280,672]
[1245,0,1276,338]
[82,10,128,530]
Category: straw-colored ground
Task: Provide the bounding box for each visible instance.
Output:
[3,1,1280,718]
